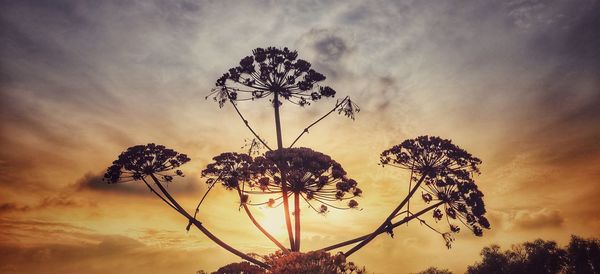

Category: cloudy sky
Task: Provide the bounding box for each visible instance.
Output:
[1,0,599,273]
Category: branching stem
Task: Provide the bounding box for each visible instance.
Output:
[319,201,444,252]
[289,96,349,148]
[344,174,427,257]
[236,187,289,252]
[147,174,269,268]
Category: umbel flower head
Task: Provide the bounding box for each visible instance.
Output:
[380,135,481,178]
[208,46,337,107]
[201,148,361,213]
[201,152,254,190]
[104,143,190,184]
[380,136,488,244]
[252,147,362,213]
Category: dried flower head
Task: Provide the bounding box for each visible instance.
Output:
[103,143,190,184]
[251,147,362,212]
[209,47,337,107]
[421,169,489,238]
[380,135,482,178]
[337,98,360,120]
[381,136,488,243]
[201,152,254,190]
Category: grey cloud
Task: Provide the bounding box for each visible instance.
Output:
[74,171,204,197]
[0,194,95,216]
[295,28,355,79]
[0,203,30,214]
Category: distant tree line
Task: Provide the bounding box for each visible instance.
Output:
[415,235,600,274]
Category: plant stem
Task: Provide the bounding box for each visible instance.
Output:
[229,99,272,151]
[273,92,295,250]
[289,96,348,148]
[236,187,289,252]
[148,174,269,268]
[319,201,444,252]
[344,174,427,257]
[294,192,301,251]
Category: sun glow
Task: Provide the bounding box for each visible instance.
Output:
[257,208,287,237]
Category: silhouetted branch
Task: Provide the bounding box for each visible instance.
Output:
[148,174,269,268]
[236,186,289,252]
[319,201,444,252]
[294,192,301,251]
[229,99,272,151]
[289,96,348,148]
[344,174,427,257]
[140,177,181,213]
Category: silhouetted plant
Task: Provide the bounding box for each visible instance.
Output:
[265,251,366,274]
[104,143,189,185]
[412,267,453,274]
[209,46,336,107]
[202,147,362,251]
[105,46,489,272]
[207,46,359,252]
[212,261,265,274]
[251,147,361,212]
[322,136,487,255]
[104,144,268,268]
[201,151,288,252]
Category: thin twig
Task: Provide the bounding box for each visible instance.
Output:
[344,174,427,257]
[289,96,348,148]
[229,99,272,151]
[318,201,444,252]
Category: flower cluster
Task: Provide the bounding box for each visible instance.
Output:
[264,251,366,274]
[104,143,190,184]
[254,148,362,212]
[201,152,254,190]
[380,135,481,177]
[211,261,264,274]
[381,136,488,243]
[201,148,362,213]
[209,47,337,107]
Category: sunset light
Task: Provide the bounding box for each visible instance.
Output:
[1,1,599,274]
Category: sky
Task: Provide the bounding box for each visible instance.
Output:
[1,0,599,273]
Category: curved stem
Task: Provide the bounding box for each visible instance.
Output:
[319,201,444,252]
[140,178,181,213]
[147,174,268,268]
[344,174,427,257]
[289,96,348,148]
[273,92,295,250]
[294,192,301,251]
[236,187,289,252]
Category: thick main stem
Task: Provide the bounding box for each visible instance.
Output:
[294,192,301,251]
[236,187,289,252]
[319,201,444,252]
[273,92,295,250]
[344,174,427,257]
[148,175,268,268]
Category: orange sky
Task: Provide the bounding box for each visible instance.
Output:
[1,1,599,273]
